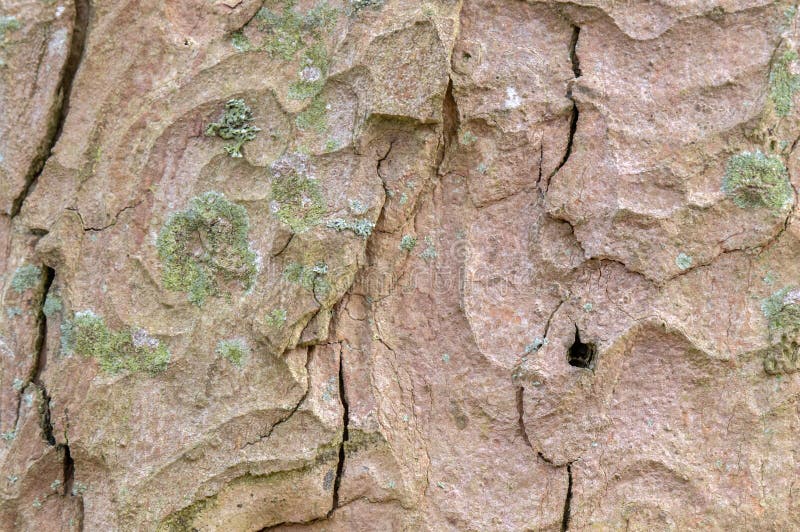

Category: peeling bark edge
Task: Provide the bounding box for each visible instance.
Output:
[10,0,91,218]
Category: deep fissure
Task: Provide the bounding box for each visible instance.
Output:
[548,25,581,182]
[10,0,91,218]
[561,463,573,531]
[330,347,349,513]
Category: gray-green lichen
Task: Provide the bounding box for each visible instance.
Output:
[675,252,692,271]
[400,235,417,251]
[205,99,261,158]
[326,218,374,238]
[420,236,437,262]
[256,0,338,60]
[347,0,385,16]
[265,309,288,327]
[157,192,257,306]
[215,339,249,367]
[0,16,20,43]
[761,287,800,374]
[43,294,62,317]
[270,153,326,232]
[722,151,792,213]
[295,96,328,133]
[61,311,170,375]
[10,264,41,293]
[770,50,800,117]
[284,261,329,295]
[762,287,800,338]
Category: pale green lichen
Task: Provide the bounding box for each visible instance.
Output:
[284,261,329,295]
[770,50,800,117]
[5,307,22,318]
[265,309,287,327]
[0,430,15,441]
[324,139,340,152]
[420,236,437,262]
[762,287,800,338]
[326,218,374,238]
[256,0,338,61]
[675,252,693,271]
[157,192,257,306]
[270,153,326,232]
[524,337,548,354]
[205,99,261,158]
[231,31,252,52]
[288,44,329,100]
[400,235,417,252]
[0,16,20,43]
[215,339,249,367]
[295,96,328,132]
[460,130,477,145]
[60,311,169,375]
[347,0,385,15]
[722,151,792,213]
[43,294,62,317]
[10,264,41,293]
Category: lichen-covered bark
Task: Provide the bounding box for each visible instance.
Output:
[2,0,800,530]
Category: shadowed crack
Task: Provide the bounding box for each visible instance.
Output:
[546,25,581,190]
[538,452,575,531]
[516,386,533,449]
[562,463,573,531]
[436,77,460,174]
[11,0,91,218]
[331,344,349,513]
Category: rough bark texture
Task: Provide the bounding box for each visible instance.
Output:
[2,0,800,530]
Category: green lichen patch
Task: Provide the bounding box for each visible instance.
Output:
[265,308,287,327]
[61,311,170,375]
[43,294,62,317]
[284,261,330,296]
[269,153,326,232]
[256,0,338,61]
[0,16,20,42]
[722,151,792,212]
[770,50,800,117]
[215,339,249,367]
[675,252,692,271]
[325,218,374,238]
[346,0,385,16]
[420,236,437,262]
[205,99,261,158]
[231,31,252,52]
[762,287,800,338]
[157,192,257,306]
[288,43,330,101]
[400,235,417,251]
[295,96,328,132]
[10,264,41,293]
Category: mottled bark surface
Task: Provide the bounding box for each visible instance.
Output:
[2,0,800,530]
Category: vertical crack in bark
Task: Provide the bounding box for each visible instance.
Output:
[437,77,460,174]
[10,0,91,218]
[546,25,581,188]
[516,386,533,449]
[29,266,57,448]
[561,463,573,531]
[330,344,349,514]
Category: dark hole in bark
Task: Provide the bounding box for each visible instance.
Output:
[568,325,596,369]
